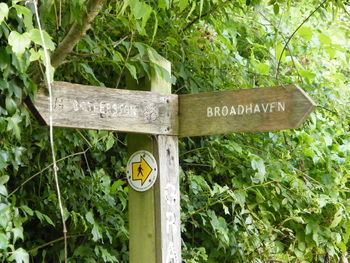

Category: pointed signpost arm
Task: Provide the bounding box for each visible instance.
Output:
[178,85,316,137]
[127,58,181,263]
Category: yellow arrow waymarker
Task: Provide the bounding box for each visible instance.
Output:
[132,157,152,185]
[127,150,158,192]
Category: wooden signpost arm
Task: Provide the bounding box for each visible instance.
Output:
[127,57,181,263]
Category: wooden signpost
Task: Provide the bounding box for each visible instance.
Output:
[179,85,315,137]
[33,83,315,137]
[32,58,315,263]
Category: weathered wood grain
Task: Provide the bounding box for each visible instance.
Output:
[178,85,316,137]
[154,135,181,263]
[128,58,181,263]
[152,59,181,263]
[33,81,178,135]
[127,134,157,263]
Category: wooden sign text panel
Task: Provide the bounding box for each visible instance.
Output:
[34,82,178,135]
[179,85,315,137]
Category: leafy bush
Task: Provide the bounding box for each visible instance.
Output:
[0,0,349,262]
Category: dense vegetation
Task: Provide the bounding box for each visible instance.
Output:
[0,0,350,262]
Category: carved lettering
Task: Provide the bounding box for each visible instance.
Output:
[214,107,220,117]
[166,242,176,263]
[166,212,176,234]
[254,104,261,113]
[230,106,236,115]
[278,101,285,112]
[237,105,244,115]
[207,107,213,117]
[270,102,276,112]
[54,97,142,119]
[206,101,286,118]
[222,106,228,116]
[261,103,269,113]
[245,103,253,114]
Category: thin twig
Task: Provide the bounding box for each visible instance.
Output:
[9,149,90,197]
[276,0,329,80]
[32,1,68,261]
[76,129,93,148]
[113,34,130,47]
[59,0,62,27]
[53,0,58,30]
[266,259,284,263]
[180,163,211,167]
[116,32,134,89]
[70,51,102,57]
[183,0,230,31]
[83,150,93,176]
[242,181,275,191]
[28,233,87,253]
[258,11,303,85]
[342,4,350,17]
[317,105,338,115]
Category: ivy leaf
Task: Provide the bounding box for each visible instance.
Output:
[0,175,9,185]
[85,211,95,224]
[7,114,22,140]
[126,63,137,80]
[12,227,24,243]
[8,31,31,55]
[0,233,8,249]
[0,184,8,196]
[92,224,102,241]
[318,32,332,46]
[297,26,313,41]
[131,0,149,19]
[0,3,9,23]
[275,42,286,62]
[8,248,29,263]
[0,47,11,70]
[178,0,189,12]
[157,0,170,9]
[34,210,55,227]
[330,214,342,228]
[79,63,104,86]
[299,69,316,82]
[13,5,33,30]
[20,205,34,216]
[0,151,9,170]
[251,157,266,176]
[5,97,17,115]
[28,29,55,51]
[256,63,270,75]
[251,156,266,183]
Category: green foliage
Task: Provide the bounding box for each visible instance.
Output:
[0,0,350,262]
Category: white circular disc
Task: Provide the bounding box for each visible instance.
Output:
[126,150,158,192]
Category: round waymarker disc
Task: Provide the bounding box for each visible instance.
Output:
[126,150,158,192]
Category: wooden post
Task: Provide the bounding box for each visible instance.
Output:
[127,57,181,263]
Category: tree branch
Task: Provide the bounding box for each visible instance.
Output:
[51,0,105,68]
[183,1,230,31]
[276,0,329,79]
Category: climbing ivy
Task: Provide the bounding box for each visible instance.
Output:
[0,0,349,262]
